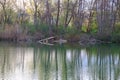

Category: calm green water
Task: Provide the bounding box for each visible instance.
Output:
[0,42,120,80]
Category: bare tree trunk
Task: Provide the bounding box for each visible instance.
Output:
[56,0,60,27]
[117,0,120,20]
[87,0,97,32]
[87,11,94,32]
[46,0,52,36]
[33,0,38,28]
[67,0,77,27]
[64,0,70,28]
[0,0,7,25]
[73,0,85,31]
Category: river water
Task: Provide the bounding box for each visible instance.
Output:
[0,42,120,80]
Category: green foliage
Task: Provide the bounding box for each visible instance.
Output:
[82,26,87,32]
[66,27,80,35]
[64,27,81,42]
[111,34,120,43]
[53,25,81,36]
[27,22,81,38]
[90,21,98,33]
[38,24,50,36]
[27,23,50,36]
[54,25,66,35]
[111,23,120,42]
[114,22,120,34]
[27,23,36,35]
[81,21,98,33]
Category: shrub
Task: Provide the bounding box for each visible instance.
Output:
[114,22,120,34]
[66,27,80,35]
[90,22,98,33]
[111,34,120,43]
[27,23,36,35]
[82,26,87,32]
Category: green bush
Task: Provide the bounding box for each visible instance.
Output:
[53,25,66,35]
[64,27,81,40]
[82,26,87,32]
[24,22,36,35]
[90,22,98,33]
[39,24,49,35]
[27,23,51,36]
[53,25,80,36]
[111,34,120,43]
[114,22,120,34]
[66,27,80,35]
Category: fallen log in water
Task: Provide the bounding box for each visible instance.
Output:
[38,37,55,42]
[54,39,67,44]
[38,36,67,45]
[38,36,55,45]
[38,41,54,46]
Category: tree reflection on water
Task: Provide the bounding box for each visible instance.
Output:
[0,43,120,80]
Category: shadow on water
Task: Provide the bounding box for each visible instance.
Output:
[0,42,120,80]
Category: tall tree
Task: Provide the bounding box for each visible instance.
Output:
[73,0,85,30]
[33,0,38,27]
[64,0,70,28]
[56,0,60,27]
[0,0,7,24]
[45,0,52,35]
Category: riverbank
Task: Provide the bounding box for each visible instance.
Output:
[0,31,119,46]
[0,24,120,45]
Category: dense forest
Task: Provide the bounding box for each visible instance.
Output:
[0,0,120,44]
